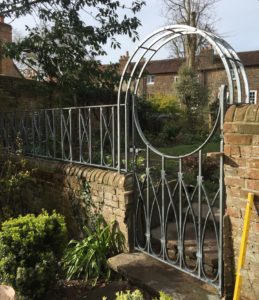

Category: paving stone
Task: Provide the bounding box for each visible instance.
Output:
[108,252,220,300]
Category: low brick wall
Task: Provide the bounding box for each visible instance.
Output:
[17,158,134,249]
[224,104,259,299]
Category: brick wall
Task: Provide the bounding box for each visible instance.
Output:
[224,104,259,299]
[16,158,134,249]
[0,75,73,111]
[0,20,22,78]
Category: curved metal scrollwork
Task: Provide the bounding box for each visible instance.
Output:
[117,25,250,295]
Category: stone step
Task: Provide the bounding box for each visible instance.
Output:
[108,252,220,300]
[183,203,220,223]
[151,222,218,272]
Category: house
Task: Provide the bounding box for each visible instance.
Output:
[118,48,259,104]
[0,16,22,78]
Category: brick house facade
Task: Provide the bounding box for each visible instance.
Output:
[0,16,22,78]
[119,49,259,104]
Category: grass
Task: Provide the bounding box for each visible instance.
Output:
[159,142,219,156]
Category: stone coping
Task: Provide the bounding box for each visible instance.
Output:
[23,156,133,190]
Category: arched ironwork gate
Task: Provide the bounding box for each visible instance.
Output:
[117,25,250,294]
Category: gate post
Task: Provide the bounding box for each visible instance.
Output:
[224,104,259,299]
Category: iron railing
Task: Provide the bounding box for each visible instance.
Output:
[0,104,126,171]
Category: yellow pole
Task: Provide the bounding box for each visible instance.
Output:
[233,192,254,300]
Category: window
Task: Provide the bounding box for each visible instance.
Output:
[174,75,179,83]
[147,75,155,85]
[249,90,257,104]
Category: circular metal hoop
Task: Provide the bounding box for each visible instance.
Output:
[117,25,250,164]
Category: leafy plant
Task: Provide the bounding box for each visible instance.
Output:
[114,289,144,300]
[150,93,180,115]
[102,289,173,300]
[63,215,125,285]
[0,211,67,300]
[1,0,145,102]
[175,65,209,134]
[0,135,33,221]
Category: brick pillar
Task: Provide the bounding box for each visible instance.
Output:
[224,104,259,300]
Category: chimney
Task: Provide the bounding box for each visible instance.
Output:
[0,16,22,77]
[119,51,130,74]
[199,46,214,68]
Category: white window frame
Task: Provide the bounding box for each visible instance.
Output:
[174,75,179,83]
[249,90,257,104]
[147,75,155,85]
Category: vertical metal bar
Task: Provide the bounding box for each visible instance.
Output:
[179,158,183,268]
[125,97,129,171]
[112,106,115,168]
[100,107,103,165]
[53,110,56,158]
[32,112,35,155]
[89,107,92,164]
[219,85,226,295]
[79,108,82,162]
[38,111,41,155]
[45,110,48,157]
[132,95,136,170]
[146,146,150,253]
[117,101,121,172]
[61,109,64,159]
[198,150,202,278]
[69,109,72,161]
[161,155,165,259]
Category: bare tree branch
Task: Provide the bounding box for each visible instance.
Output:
[162,0,220,67]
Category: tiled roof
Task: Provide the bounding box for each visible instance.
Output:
[144,50,259,74]
[145,58,183,74]
[238,50,259,67]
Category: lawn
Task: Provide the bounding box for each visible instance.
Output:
[159,142,220,157]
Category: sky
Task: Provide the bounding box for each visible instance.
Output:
[6,0,259,64]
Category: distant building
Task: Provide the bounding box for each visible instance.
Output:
[118,49,259,104]
[0,16,22,78]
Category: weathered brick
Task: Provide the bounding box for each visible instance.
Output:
[226,207,242,218]
[225,176,245,187]
[238,123,259,135]
[233,105,249,122]
[224,134,253,145]
[224,105,236,122]
[247,179,259,191]
[251,146,259,157]
[223,123,238,133]
[247,158,259,168]
[245,105,259,122]
[247,169,259,180]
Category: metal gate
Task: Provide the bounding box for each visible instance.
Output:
[117,25,250,294]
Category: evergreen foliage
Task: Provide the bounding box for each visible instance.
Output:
[0,211,67,300]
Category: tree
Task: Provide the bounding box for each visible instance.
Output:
[0,0,145,104]
[175,64,209,132]
[162,0,219,67]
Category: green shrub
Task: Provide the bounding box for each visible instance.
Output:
[0,211,67,300]
[0,136,33,221]
[63,214,125,285]
[102,289,173,300]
